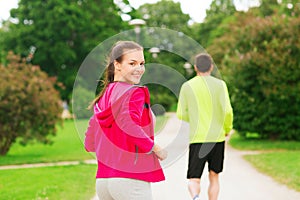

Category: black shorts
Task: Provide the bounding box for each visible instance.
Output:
[187,141,225,179]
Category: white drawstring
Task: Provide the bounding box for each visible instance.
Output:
[95,103,101,112]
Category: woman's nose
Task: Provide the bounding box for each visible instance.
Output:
[136,65,145,72]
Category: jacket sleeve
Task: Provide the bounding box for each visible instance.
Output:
[115,87,154,153]
[223,82,233,133]
[84,115,97,152]
[176,83,189,122]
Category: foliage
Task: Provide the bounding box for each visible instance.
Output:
[138,0,190,32]
[277,0,300,17]
[72,85,94,119]
[209,12,300,140]
[195,0,236,47]
[0,52,62,155]
[254,0,300,17]
[206,0,236,17]
[259,0,280,16]
[1,0,125,100]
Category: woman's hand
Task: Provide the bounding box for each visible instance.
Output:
[153,144,168,161]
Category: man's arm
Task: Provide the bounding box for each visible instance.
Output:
[176,84,189,122]
[223,82,233,134]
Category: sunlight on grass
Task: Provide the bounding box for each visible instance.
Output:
[0,115,171,199]
[229,132,300,151]
[0,164,96,199]
[0,119,92,165]
[245,152,300,192]
[229,132,300,192]
[0,115,170,166]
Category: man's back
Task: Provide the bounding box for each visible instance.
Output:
[176,75,233,143]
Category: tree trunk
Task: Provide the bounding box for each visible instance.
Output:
[0,135,14,156]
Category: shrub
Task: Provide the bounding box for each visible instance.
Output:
[0,52,62,155]
[209,14,300,140]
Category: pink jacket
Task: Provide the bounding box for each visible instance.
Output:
[84,82,165,182]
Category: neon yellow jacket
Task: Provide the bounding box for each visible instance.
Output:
[177,76,233,143]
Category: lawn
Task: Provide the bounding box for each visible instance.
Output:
[229,133,300,192]
[0,119,93,166]
[244,151,300,192]
[229,133,300,151]
[0,115,169,199]
[0,164,96,200]
[0,116,168,166]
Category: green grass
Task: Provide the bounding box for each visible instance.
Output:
[0,115,169,200]
[0,119,94,166]
[244,151,300,192]
[0,164,97,200]
[229,133,300,151]
[0,115,169,166]
[229,133,300,192]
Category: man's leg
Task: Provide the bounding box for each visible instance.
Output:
[208,170,219,200]
[188,178,200,199]
[187,143,207,200]
[207,141,224,200]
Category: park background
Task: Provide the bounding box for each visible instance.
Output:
[0,0,299,199]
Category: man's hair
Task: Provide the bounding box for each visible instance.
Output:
[195,53,213,72]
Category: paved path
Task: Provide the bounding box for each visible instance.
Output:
[150,113,300,200]
[0,160,97,170]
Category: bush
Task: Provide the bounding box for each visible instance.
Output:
[0,52,62,155]
[209,13,300,140]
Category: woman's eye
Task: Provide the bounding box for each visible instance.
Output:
[129,62,144,67]
[130,63,138,67]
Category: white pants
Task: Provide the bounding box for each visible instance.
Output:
[96,178,153,200]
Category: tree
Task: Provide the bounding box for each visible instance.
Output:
[259,0,300,17]
[259,0,279,16]
[208,12,300,140]
[1,0,125,100]
[275,0,300,17]
[138,0,190,32]
[0,52,62,155]
[251,0,300,17]
[195,0,236,47]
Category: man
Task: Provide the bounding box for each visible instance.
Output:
[176,53,233,200]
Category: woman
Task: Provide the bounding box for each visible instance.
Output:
[84,41,167,200]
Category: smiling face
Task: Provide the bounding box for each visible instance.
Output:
[114,49,145,84]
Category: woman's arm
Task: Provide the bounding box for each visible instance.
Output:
[84,115,97,152]
[116,87,154,152]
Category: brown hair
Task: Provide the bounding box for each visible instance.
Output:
[195,53,213,73]
[88,41,143,109]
